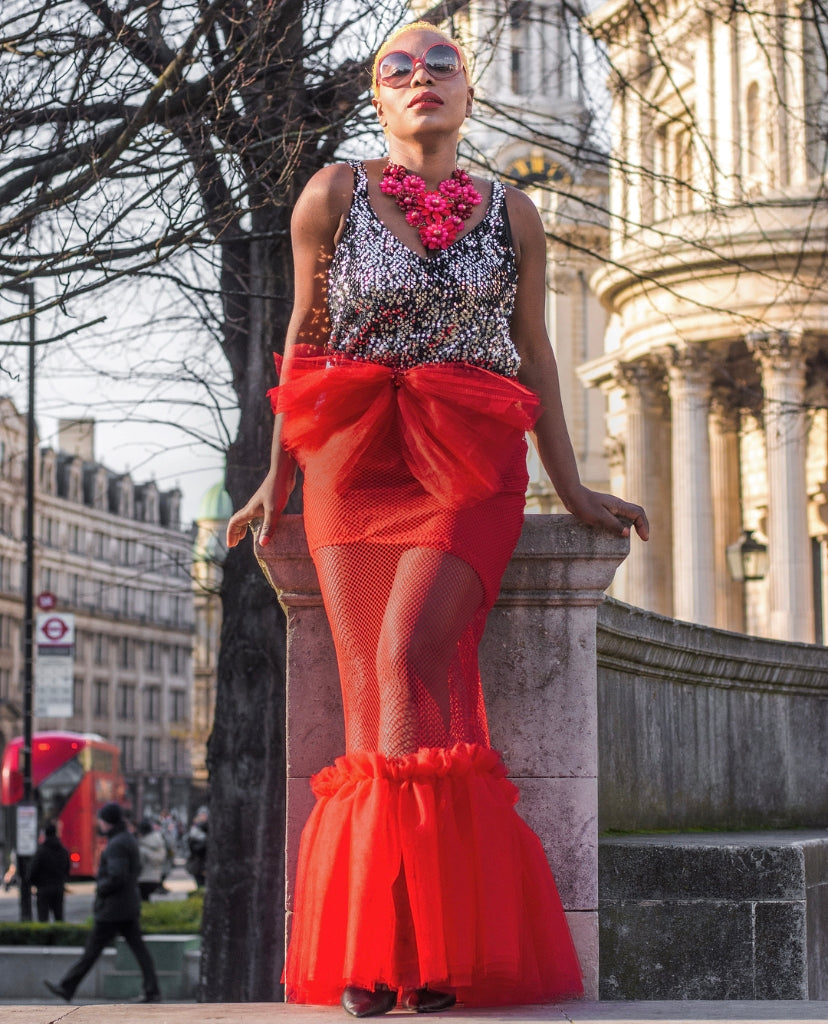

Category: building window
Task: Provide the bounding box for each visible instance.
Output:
[94,634,108,666]
[170,689,186,723]
[171,646,185,676]
[40,566,56,595]
[116,683,135,720]
[171,738,187,774]
[145,641,159,672]
[0,668,10,699]
[93,679,109,717]
[144,685,161,722]
[119,735,135,772]
[674,125,693,214]
[93,531,105,559]
[119,637,134,669]
[143,737,160,772]
[69,524,81,553]
[73,677,84,716]
[745,82,760,178]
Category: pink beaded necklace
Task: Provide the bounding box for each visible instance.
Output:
[380,162,482,251]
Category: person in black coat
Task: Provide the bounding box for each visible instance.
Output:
[28,822,70,922]
[43,802,161,1004]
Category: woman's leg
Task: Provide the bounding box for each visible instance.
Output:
[313,544,395,753]
[375,548,484,758]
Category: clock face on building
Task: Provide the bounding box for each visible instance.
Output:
[504,154,572,186]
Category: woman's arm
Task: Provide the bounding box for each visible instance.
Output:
[506,187,649,541]
[226,163,354,549]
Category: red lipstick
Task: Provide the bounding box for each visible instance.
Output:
[408,91,443,108]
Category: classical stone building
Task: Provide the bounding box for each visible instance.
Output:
[580,0,828,643]
[444,1,613,507]
[0,404,195,817]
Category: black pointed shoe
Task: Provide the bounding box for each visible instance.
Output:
[404,987,456,1013]
[341,984,397,1017]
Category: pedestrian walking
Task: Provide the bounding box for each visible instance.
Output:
[29,822,70,922]
[137,819,166,901]
[185,807,208,888]
[43,802,161,1004]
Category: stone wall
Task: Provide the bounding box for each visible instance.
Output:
[597,599,828,832]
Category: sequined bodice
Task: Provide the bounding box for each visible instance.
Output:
[326,162,520,378]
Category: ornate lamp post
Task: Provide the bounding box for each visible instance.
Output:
[726,529,770,582]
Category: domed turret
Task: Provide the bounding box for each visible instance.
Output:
[196,481,233,524]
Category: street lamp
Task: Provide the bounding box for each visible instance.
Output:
[2,278,36,921]
[726,529,770,582]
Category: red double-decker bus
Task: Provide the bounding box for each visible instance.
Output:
[1,731,126,877]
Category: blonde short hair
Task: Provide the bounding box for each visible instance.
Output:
[372,20,470,97]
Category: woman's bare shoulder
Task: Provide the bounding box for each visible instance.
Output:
[502,183,545,263]
[292,163,357,237]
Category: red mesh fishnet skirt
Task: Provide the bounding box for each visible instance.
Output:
[271,350,584,1004]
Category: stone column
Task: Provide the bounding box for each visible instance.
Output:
[257,514,629,1002]
[668,346,716,626]
[616,359,673,616]
[749,332,814,641]
[709,389,745,632]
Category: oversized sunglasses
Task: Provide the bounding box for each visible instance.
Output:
[376,43,464,87]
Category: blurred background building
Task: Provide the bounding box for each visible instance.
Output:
[0,406,195,821]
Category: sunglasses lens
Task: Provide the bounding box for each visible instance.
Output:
[424,44,461,78]
[379,52,414,82]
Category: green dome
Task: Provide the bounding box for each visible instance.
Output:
[197,481,233,522]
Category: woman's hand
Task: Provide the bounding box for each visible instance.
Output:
[563,485,650,541]
[226,464,297,550]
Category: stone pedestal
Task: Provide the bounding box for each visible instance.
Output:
[257,514,629,1002]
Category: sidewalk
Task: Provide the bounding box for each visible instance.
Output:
[2,1002,828,1023]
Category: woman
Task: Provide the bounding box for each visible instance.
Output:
[137,819,166,901]
[228,21,648,1016]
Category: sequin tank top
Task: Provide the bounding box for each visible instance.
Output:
[326,162,520,378]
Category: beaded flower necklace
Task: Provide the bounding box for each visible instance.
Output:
[380,162,482,251]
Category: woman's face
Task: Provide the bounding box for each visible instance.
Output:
[372,29,473,141]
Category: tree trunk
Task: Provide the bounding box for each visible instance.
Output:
[200,203,300,999]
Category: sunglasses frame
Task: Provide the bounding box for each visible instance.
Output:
[376,42,465,88]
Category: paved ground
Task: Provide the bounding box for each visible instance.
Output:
[1,1001,828,1023]
[4,871,826,1022]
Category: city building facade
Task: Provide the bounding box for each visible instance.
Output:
[581,0,828,642]
[0,405,195,819]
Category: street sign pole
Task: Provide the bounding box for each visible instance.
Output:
[20,281,35,922]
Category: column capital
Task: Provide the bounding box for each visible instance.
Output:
[665,344,715,388]
[746,329,806,374]
[709,385,742,433]
[614,358,668,408]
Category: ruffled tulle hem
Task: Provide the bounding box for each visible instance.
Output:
[284,742,584,1007]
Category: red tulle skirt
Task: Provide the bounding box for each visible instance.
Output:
[284,744,584,1006]
[271,349,584,1005]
